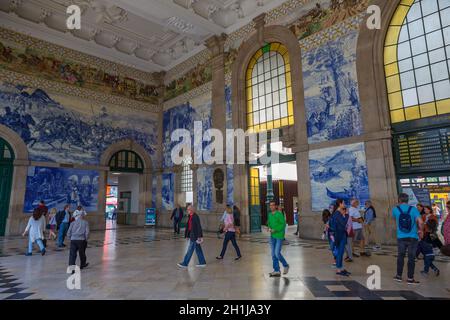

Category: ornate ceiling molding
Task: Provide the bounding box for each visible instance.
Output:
[0,27,157,84]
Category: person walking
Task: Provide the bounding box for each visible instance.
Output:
[56,204,72,248]
[343,207,354,262]
[416,238,440,277]
[178,205,206,268]
[432,203,441,222]
[293,203,300,237]
[443,202,450,246]
[171,204,184,234]
[364,200,379,251]
[47,208,58,240]
[392,193,423,285]
[267,200,289,277]
[67,210,90,270]
[329,199,351,276]
[23,208,46,256]
[232,205,241,238]
[422,205,442,249]
[216,207,242,261]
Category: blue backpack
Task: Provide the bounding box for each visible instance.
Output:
[397,206,413,233]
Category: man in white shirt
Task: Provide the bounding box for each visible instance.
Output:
[349,199,368,256]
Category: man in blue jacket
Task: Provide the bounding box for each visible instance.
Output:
[171,204,184,234]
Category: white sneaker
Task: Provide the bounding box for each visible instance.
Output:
[177,263,188,268]
[196,264,206,268]
[283,266,289,275]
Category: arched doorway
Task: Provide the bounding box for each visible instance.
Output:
[106,150,144,226]
[0,138,14,236]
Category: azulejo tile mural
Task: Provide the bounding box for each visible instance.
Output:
[162,93,212,168]
[164,62,212,102]
[302,27,363,144]
[226,165,234,206]
[162,173,174,210]
[0,40,158,104]
[0,82,157,165]
[151,178,157,209]
[24,166,99,213]
[289,0,369,40]
[225,86,234,205]
[197,166,213,211]
[309,142,370,211]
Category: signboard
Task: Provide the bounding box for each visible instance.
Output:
[145,208,156,226]
[402,187,431,206]
[394,128,450,174]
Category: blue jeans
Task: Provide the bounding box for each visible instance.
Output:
[335,237,347,269]
[397,238,418,279]
[181,239,206,266]
[219,231,241,257]
[423,255,438,273]
[270,237,289,272]
[58,222,69,246]
[28,237,44,254]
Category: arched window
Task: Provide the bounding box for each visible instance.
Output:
[109,150,144,173]
[0,138,14,162]
[180,156,193,204]
[246,42,294,132]
[384,0,450,123]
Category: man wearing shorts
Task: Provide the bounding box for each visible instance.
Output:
[349,199,369,256]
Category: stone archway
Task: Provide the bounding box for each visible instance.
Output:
[230,22,305,233]
[98,139,153,227]
[0,124,30,236]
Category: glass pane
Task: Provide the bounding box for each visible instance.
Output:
[398,58,413,72]
[441,7,450,27]
[440,0,450,10]
[417,84,435,103]
[428,47,446,63]
[265,94,272,107]
[270,55,277,69]
[4,148,11,159]
[266,108,273,121]
[253,98,259,111]
[259,96,265,109]
[252,84,258,97]
[413,53,429,68]
[272,78,279,91]
[259,110,266,123]
[411,36,427,55]
[264,58,270,72]
[414,66,432,86]
[402,88,418,106]
[279,76,286,89]
[400,70,416,89]
[280,103,288,117]
[444,27,450,45]
[398,41,412,59]
[426,30,444,50]
[258,83,264,96]
[424,12,441,33]
[407,2,422,22]
[431,61,448,81]
[273,91,280,105]
[265,80,272,93]
[273,105,280,119]
[399,24,409,42]
[280,89,287,103]
[408,19,424,38]
[421,0,439,16]
[433,79,450,99]
[253,111,260,124]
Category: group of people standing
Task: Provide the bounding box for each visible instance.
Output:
[322,199,377,276]
[22,200,90,270]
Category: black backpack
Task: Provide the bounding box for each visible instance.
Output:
[397,206,413,233]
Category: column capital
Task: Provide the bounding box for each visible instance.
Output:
[205,33,227,58]
[253,13,266,46]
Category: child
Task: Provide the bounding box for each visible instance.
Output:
[416,239,440,277]
[48,208,58,240]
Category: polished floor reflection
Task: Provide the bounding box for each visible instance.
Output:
[0,226,449,300]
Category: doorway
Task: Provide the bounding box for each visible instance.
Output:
[106,150,144,228]
[248,142,297,232]
[0,138,14,236]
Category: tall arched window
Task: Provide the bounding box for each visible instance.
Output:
[384,0,450,123]
[246,42,294,132]
[180,156,193,204]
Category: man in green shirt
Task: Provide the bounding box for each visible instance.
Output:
[267,200,289,277]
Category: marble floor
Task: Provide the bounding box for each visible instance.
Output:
[0,224,449,300]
